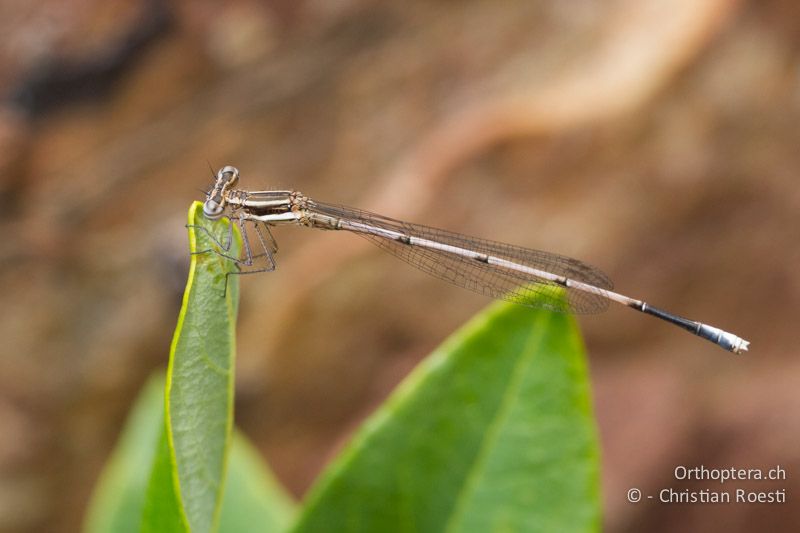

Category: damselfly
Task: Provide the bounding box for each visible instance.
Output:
[195,166,749,354]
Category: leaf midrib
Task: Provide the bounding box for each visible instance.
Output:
[443,311,552,533]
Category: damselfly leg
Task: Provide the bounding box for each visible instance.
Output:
[190,217,278,273]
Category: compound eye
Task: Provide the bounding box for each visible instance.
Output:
[203,199,224,220]
[217,166,239,187]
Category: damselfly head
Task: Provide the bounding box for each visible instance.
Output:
[216,166,239,188]
[203,197,224,219]
[202,166,240,220]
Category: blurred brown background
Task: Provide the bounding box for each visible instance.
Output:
[0,0,797,532]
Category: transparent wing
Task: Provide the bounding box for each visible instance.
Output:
[308,201,613,314]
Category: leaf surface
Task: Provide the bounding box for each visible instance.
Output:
[85,373,296,533]
[164,201,242,532]
[292,299,601,533]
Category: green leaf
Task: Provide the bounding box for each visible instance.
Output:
[291,299,601,533]
[86,203,295,532]
[83,375,166,533]
[144,201,242,533]
[218,436,296,532]
[142,420,187,532]
[84,372,296,533]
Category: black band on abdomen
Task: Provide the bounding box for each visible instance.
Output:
[639,304,700,334]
